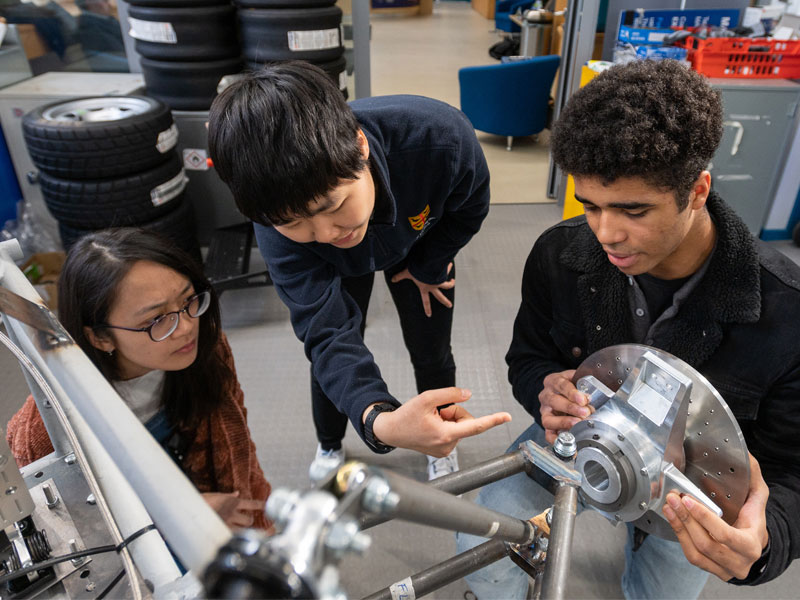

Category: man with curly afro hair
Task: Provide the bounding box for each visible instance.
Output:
[456,60,800,598]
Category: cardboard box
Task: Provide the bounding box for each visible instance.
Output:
[471,0,495,20]
[22,252,65,312]
[15,24,49,61]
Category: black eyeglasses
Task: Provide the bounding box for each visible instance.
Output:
[95,291,211,342]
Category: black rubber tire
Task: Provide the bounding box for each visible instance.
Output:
[128,0,228,6]
[128,5,240,61]
[793,221,800,247]
[235,0,336,7]
[40,153,187,229]
[141,56,244,111]
[59,197,201,263]
[22,96,176,180]
[239,7,343,64]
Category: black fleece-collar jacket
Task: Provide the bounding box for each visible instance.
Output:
[506,192,800,585]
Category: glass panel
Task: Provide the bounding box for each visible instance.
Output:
[0,1,129,80]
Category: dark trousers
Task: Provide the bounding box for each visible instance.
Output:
[312,263,456,450]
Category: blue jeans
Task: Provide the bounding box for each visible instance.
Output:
[455,423,710,599]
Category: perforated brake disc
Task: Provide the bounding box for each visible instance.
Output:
[570,344,750,540]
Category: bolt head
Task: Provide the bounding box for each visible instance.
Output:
[265,488,300,528]
[553,432,577,459]
[362,477,398,514]
[639,502,647,511]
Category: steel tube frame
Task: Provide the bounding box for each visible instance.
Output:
[541,484,579,600]
[361,450,527,530]
[0,239,231,577]
[376,469,536,545]
[362,538,509,600]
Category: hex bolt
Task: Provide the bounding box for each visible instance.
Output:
[69,539,87,567]
[640,467,648,476]
[587,420,595,429]
[362,477,399,514]
[638,502,647,511]
[350,532,371,555]
[553,432,577,459]
[265,488,301,529]
[86,493,96,505]
[43,483,59,508]
[64,453,77,465]
[326,519,358,553]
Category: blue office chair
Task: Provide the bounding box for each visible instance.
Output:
[495,0,536,34]
[459,55,560,151]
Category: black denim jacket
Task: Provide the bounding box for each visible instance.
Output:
[506,193,800,585]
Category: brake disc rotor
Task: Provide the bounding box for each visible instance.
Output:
[572,344,750,539]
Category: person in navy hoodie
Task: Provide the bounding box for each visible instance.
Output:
[208,61,511,481]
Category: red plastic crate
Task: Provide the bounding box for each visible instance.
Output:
[680,37,800,79]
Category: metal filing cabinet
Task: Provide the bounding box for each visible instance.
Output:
[709,78,800,235]
[170,110,243,246]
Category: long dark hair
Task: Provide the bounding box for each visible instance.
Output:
[57,228,228,428]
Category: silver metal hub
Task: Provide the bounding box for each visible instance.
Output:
[42,97,153,123]
[570,345,750,539]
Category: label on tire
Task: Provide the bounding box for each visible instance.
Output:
[151,170,188,207]
[287,28,340,51]
[156,124,179,153]
[129,18,178,44]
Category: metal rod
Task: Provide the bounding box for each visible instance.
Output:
[362,538,508,600]
[375,469,535,545]
[352,0,371,99]
[8,330,73,458]
[432,450,527,495]
[361,450,527,530]
[541,484,579,600]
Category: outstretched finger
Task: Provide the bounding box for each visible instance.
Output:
[438,278,456,290]
[418,387,472,409]
[432,288,454,309]
[237,498,267,512]
[446,411,512,440]
[391,270,409,284]
[419,289,432,317]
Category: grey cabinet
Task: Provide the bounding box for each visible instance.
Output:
[709,79,800,235]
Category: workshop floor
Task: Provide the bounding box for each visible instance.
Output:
[370,3,554,205]
[2,3,800,599]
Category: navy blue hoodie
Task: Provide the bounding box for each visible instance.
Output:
[254,95,490,441]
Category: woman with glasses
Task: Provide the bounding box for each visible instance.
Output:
[6,228,271,531]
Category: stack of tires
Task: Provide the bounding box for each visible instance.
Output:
[237,0,347,97]
[127,0,244,110]
[22,96,201,262]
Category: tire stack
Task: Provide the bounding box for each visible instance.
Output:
[22,96,201,262]
[127,0,244,110]
[237,0,348,98]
